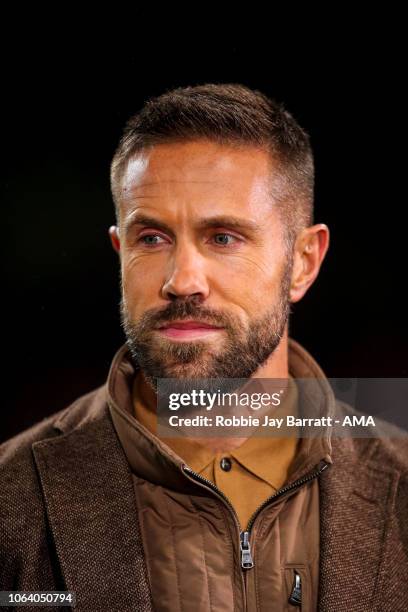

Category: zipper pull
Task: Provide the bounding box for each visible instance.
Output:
[288,570,302,606]
[240,531,254,569]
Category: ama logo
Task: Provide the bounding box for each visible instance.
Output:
[342,415,376,426]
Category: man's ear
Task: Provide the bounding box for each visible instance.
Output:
[109,226,121,254]
[289,224,330,303]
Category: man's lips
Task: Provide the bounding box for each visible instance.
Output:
[158,320,222,330]
[156,320,224,339]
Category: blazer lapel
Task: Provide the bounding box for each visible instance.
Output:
[318,437,400,611]
[32,403,153,612]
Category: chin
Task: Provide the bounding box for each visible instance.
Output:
[161,361,211,379]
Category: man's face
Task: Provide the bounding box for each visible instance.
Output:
[115,140,293,387]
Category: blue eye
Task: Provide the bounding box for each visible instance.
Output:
[140,234,166,246]
[213,233,236,246]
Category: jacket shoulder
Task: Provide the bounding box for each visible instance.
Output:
[0,384,107,467]
[334,399,408,472]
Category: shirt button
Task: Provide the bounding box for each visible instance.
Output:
[220,457,232,472]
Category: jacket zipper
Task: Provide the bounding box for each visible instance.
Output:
[182,459,329,570]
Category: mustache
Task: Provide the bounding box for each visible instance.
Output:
[121,295,234,333]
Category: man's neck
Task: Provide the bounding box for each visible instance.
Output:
[135,327,290,453]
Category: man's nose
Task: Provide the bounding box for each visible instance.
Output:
[161,244,210,301]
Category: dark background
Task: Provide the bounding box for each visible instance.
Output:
[2,19,406,443]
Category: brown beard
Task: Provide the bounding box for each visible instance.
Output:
[120,260,293,390]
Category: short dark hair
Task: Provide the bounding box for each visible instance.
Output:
[110,83,314,248]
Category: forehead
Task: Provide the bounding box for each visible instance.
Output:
[119,140,279,221]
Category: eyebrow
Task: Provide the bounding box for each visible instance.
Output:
[123,212,262,236]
